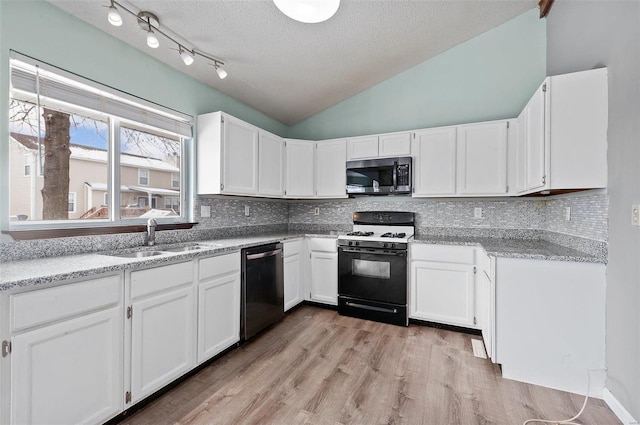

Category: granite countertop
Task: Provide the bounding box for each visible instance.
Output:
[412,236,604,263]
[0,233,316,292]
[1,231,602,292]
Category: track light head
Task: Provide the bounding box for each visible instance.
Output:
[215,65,228,80]
[146,30,159,48]
[179,47,194,66]
[107,1,122,26]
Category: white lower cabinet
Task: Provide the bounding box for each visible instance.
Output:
[409,244,477,328]
[128,261,196,405]
[476,248,495,360]
[283,239,303,311]
[197,252,241,364]
[307,238,338,305]
[5,274,123,425]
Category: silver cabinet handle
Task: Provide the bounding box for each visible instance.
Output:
[246,249,282,260]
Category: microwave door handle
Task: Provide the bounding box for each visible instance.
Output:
[393,161,398,190]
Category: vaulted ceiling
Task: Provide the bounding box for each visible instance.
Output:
[48,0,538,126]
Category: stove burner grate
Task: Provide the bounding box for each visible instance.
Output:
[346,231,374,236]
[381,232,406,238]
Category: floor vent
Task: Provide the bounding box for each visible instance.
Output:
[471,339,487,359]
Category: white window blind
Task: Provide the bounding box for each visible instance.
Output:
[10,54,193,138]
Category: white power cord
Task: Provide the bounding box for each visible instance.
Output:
[522,369,605,425]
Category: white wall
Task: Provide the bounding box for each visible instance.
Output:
[546,1,640,420]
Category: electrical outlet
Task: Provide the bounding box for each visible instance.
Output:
[200,205,211,218]
[632,205,640,226]
[474,207,483,219]
[314,207,320,216]
[244,205,250,217]
[565,207,571,221]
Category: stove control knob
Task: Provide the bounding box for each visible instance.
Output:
[355,241,360,246]
[383,242,389,248]
[348,241,353,246]
[391,243,396,249]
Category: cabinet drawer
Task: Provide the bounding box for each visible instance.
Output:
[131,261,194,299]
[283,239,302,257]
[308,238,337,252]
[199,251,240,281]
[11,274,121,333]
[411,244,475,265]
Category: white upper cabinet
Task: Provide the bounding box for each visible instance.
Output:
[457,120,509,196]
[197,111,259,196]
[315,139,347,198]
[221,114,259,195]
[346,135,379,160]
[379,132,411,157]
[347,133,411,160]
[515,68,608,195]
[258,130,284,197]
[284,139,315,198]
[412,126,457,196]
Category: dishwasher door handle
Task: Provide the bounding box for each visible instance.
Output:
[246,248,283,260]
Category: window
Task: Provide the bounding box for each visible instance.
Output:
[138,169,149,186]
[8,53,192,227]
[171,173,180,189]
[68,192,76,213]
[24,155,31,176]
[164,196,180,212]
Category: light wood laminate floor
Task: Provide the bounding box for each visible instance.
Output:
[116,306,620,425]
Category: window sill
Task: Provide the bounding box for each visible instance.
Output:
[3,222,197,241]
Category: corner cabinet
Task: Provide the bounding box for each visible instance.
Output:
[3,274,124,425]
[515,68,608,195]
[315,139,347,198]
[285,139,347,199]
[258,131,285,197]
[409,244,477,328]
[284,139,315,198]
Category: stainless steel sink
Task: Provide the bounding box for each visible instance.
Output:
[111,250,167,258]
[162,245,207,252]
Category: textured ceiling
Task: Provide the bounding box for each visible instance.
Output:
[48,0,538,126]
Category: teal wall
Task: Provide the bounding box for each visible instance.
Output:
[288,9,546,140]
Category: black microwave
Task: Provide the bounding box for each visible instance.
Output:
[346,156,412,195]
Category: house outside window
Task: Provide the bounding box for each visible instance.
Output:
[138,169,149,186]
[7,53,191,226]
[164,196,180,212]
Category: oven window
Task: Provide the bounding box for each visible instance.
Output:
[352,259,391,279]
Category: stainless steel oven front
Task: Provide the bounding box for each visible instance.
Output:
[337,245,408,326]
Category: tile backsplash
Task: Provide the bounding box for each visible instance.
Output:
[2,190,608,262]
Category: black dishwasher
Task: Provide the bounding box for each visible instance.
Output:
[241,242,284,341]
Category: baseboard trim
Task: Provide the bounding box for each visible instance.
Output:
[603,388,638,425]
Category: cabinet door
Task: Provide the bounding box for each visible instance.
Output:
[11,308,122,425]
[131,286,195,403]
[346,136,378,160]
[285,140,315,198]
[222,114,259,195]
[284,253,302,311]
[515,109,528,194]
[456,121,509,196]
[197,273,240,363]
[478,268,493,359]
[524,84,546,192]
[315,139,346,198]
[410,261,475,327]
[309,251,338,305]
[258,131,285,197]
[379,132,411,157]
[412,127,457,196]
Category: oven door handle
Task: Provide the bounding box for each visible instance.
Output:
[339,247,406,256]
[345,301,398,314]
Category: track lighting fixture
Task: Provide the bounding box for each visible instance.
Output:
[105,1,227,78]
[107,0,122,26]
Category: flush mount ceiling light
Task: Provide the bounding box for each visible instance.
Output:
[273,0,340,23]
[105,1,227,78]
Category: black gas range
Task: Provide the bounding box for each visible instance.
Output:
[337,211,414,326]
